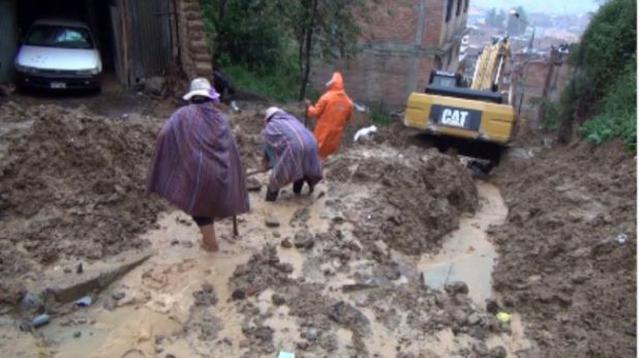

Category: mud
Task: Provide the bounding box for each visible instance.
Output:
[0,101,166,304]
[326,145,478,255]
[1,92,631,357]
[491,139,636,357]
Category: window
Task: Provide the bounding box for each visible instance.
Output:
[456,0,462,16]
[445,0,454,22]
[26,25,94,49]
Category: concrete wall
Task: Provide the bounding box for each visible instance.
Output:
[311,0,468,108]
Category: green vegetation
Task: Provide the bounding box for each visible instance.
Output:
[557,0,636,148]
[201,0,368,101]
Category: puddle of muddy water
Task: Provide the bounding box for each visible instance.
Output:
[416,181,507,304]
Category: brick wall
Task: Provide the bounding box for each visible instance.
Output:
[175,0,213,79]
[311,0,468,108]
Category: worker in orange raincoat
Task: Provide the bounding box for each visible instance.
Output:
[305,72,354,160]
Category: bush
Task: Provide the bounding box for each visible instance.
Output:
[225,65,299,102]
[580,62,636,149]
[557,0,636,147]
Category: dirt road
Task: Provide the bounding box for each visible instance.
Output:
[0,95,635,357]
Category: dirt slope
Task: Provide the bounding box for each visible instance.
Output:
[0,102,166,304]
[491,140,636,357]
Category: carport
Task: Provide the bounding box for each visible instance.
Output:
[0,0,208,88]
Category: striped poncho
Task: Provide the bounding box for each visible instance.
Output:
[262,111,323,190]
[147,102,249,219]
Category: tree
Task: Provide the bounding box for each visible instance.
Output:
[287,0,368,99]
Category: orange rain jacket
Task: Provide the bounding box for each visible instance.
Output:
[307,72,354,159]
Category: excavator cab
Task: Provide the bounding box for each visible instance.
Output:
[404,38,517,156]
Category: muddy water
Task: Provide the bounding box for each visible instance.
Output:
[3,179,533,357]
[417,181,507,304]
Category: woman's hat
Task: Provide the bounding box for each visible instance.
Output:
[183,78,220,101]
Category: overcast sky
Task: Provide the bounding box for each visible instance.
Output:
[472,0,600,15]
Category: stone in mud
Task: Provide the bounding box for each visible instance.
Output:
[280,238,293,248]
[444,281,469,296]
[485,298,500,314]
[272,294,286,306]
[306,327,318,341]
[73,331,81,338]
[294,230,314,249]
[274,262,294,274]
[111,291,126,301]
[193,283,218,307]
[265,216,280,228]
[341,283,378,293]
[490,346,507,358]
[232,288,246,301]
[451,309,468,326]
[468,313,481,325]
[327,301,369,328]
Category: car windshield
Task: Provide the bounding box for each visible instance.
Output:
[25,25,94,49]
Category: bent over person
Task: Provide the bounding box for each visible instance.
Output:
[147,78,249,252]
[262,107,323,202]
[306,72,354,160]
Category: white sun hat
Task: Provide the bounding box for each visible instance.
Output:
[264,106,283,121]
[183,78,220,101]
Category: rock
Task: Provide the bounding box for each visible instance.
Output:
[468,313,481,325]
[472,342,490,356]
[451,309,467,325]
[273,232,281,238]
[165,354,177,358]
[341,283,378,293]
[76,263,83,274]
[297,341,310,350]
[327,301,370,328]
[272,294,286,306]
[490,346,507,358]
[293,230,314,249]
[485,298,499,314]
[73,331,81,338]
[193,283,218,306]
[239,340,250,348]
[20,292,43,312]
[280,239,293,249]
[306,327,318,341]
[231,289,246,301]
[444,281,469,296]
[265,216,280,228]
[274,263,294,274]
[111,291,126,301]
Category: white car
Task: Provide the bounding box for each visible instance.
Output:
[14,19,102,91]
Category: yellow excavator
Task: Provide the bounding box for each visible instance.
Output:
[403,37,516,161]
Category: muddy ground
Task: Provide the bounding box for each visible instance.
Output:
[490,138,637,357]
[0,92,635,357]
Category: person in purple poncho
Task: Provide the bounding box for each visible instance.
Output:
[261,107,323,202]
[147,78,249,252]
